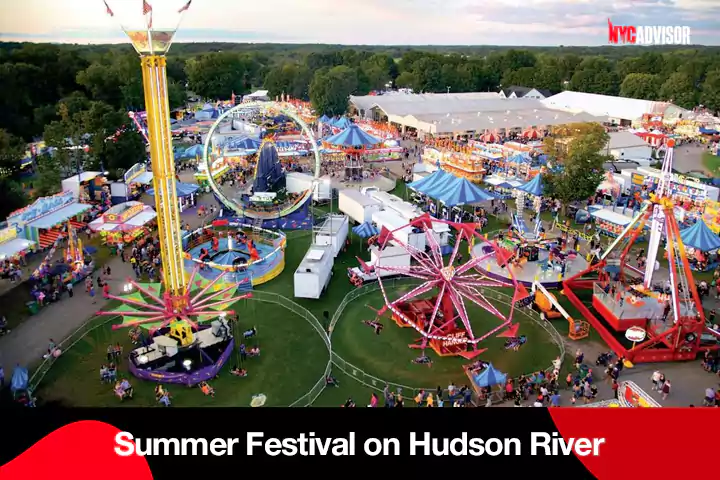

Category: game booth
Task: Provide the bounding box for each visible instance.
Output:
[589,206,646,239]
[109,163,153,204]
[7,191,92,250]
[88,201,157,245]
[195,155,230,188]
[0,225,36,262]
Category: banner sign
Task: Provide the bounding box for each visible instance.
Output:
[124,163,147,184]
[8,191,75,225]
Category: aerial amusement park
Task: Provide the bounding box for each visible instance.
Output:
[25,1,719,409]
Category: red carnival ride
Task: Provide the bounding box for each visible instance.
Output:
[371,214,528,359]
[562,140,720,363]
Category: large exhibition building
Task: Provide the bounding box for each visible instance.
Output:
[349,92,605,137]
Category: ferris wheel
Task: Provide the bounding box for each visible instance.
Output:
[373,214,525,359]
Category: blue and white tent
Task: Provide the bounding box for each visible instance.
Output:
[331,117,352,129]
[352,222,379,238]
[515,174,544,197]
[680,220,720,251]
[325,124,382,147]
[147,181,200,198]
[318,114,331,123]
[472,363,507,388]
[435,178,494,206]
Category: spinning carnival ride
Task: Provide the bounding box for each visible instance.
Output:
[371,215,527,359]
[204,101,322,228]
[563,140,720,363]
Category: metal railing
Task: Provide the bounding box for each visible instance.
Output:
[328,277,565,405]
[30,293,332,407]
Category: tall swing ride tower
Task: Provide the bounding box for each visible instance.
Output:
[97,1,247,332]
[109,1,189,301]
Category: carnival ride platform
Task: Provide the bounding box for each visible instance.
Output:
[184,237,285,287]
[471,241,588,289]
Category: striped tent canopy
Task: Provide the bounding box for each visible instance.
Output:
[515,174,544,197]
[325,124,382,147]
[680,220,720,251]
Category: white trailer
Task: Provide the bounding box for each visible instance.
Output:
[372,210,426,251]
[339,189,382,224]
[348,244,411,284]
[367,190,422,220]
[286,172,331,202]
[294,244,334,299]
[314,214,349,257]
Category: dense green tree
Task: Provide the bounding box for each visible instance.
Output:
[360,53,397,91]
[185,52,264,99]
[0,129,26,179]
[0,178,28,219]
[544,123,610,212]
[700,69,720,113]
[264,63,313,99]
[395,71,418,89]
[309,66,358,116]
[33,152,62,197]
[620,73,661,100]
[659,72,697,109]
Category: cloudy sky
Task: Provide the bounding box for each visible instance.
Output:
[1,0,718,45]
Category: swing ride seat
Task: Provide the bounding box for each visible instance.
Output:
[568,318,590,340]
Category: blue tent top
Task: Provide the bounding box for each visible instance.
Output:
[472,363,507,388]
[508,153,530,164]
[318,115,331,123]
[699,127,719,135]
[331,117,352,129]
[407,169,447,192]
[11,366,29,392]
[352,222,379,238]
[325,124,382,147]
[436,178,494,206]
[680,220,720,251]
[516,174,544,196]
[147,181,200,198]
[182,144,204,158]
[225,137,261,151]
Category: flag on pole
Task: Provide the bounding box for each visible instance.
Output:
[178,0,192,13]
[143,0,153,28]
[104,0,114,16]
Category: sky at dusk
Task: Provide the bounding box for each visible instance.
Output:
[1,0,719,46]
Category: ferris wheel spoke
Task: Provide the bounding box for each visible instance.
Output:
[389,280,440,308]
[455,252,492,275]
[426,282,448,334]
[455,283,507,321]
[424,227,444,267]
[447,228,465,267]
[404,243,441,273]
[447,285,475,341]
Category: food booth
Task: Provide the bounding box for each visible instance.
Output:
[88,201,157,245]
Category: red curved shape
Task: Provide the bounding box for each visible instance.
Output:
[550,409,711,479]
[0,421,153,480]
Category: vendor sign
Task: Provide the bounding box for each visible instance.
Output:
[8,191,75,226]
[0,226,18,244]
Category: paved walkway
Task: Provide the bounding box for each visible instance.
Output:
[0,180,221,371]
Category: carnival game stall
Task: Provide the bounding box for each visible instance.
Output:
[482,175,524,199]
[0,226,36,265]
[88,201,157,245]
[110,163,153,204]
[195,155,230,187]
[589,207,645,239]
[7,191,92,250]
[678,220,720,271]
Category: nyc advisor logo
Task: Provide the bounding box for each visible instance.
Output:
[608,19,691,45]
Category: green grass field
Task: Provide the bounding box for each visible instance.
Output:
[331,285,559,388]
[37,299,329,407]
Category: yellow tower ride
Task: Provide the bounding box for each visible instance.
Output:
[125,27,186,300]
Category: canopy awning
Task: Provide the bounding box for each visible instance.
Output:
[124,210,157,227]
[133,172,153,185]
[147,181,199,198]
[0,238,36,259]
[27,202,92,230]
[352,222,379,238]
[680,220,720,251]
[515,174,544,196]
[325,124,382,147]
